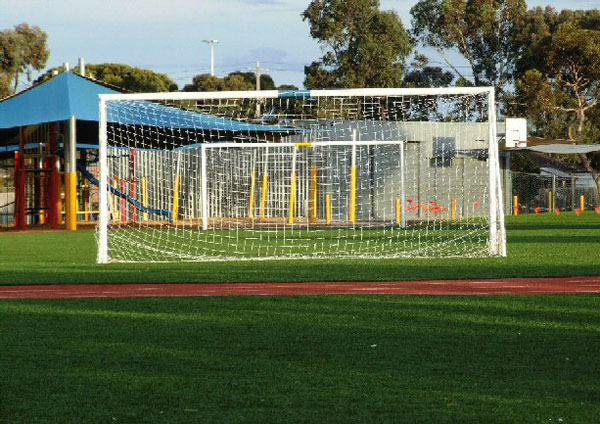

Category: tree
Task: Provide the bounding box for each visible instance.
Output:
[403,54,454,88]
[221,74,254,91]
[87,64,178,92]
[516,20,600,194]
[229,71,276,90]
[0,23,49,96]
[277,84,299,91]
[183,74,221,92]
[0,73,11,98]
[183,72,295,92]
[183,73,253,91]
[302,0,413,89]
[34,63,178,92]
[515,7,600,80]
[410,0,527,92]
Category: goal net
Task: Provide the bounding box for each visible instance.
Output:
[97,88,506,262]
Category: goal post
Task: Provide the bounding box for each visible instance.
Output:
[97,87,506,262]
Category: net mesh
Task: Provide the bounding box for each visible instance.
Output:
[99,91,502,262]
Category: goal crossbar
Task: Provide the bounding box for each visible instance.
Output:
[98,87,494,102]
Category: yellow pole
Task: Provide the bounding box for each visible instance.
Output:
[65,115,77,230]
[260,174,268,219]
[549,191,553,213]
[249,171,256,219]
[172,175,180,223]
[581,195,585,212]
[513,195,519,216]
[39,170,46,224]
[326,194,332,225]
[142,177,148,221]
[57,172,64,224]
[289,172,296,225]
[395,198,401,225]
[65,172,77,230]
[349,166,357,223]
[451,198,456,220]
[309,166,317,224]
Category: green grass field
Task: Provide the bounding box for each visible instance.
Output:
[2,295,600,423]
[1,212,599,285]
[1,212,599,423]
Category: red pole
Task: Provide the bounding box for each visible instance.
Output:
[15,127,27,229]
[14,151,20,227]
[48,123,60,228]
[130,148,136,222]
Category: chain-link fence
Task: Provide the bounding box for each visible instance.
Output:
[512,172,599,214]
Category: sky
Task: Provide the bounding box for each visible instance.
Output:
[0,0,598,90]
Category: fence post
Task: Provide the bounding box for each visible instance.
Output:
[570,174,575,211]
[551,174,556,213]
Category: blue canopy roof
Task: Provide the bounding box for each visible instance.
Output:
[0,72,293,133]
[0,72,119,129]
[110,99,290,133]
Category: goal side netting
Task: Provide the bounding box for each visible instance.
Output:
[97,88,506,262]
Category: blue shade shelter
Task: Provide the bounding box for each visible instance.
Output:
[0,72,292,133]
[0,72,120,129]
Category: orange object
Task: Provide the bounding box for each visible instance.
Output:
[555,208,561,215]
[575,208,581,216]
[595,207,600,215]
[534,207,541,214]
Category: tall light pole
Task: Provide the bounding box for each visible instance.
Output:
[202,39,219,76]
[253,61,261,117]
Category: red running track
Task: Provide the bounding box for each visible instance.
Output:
[1,277,600,299]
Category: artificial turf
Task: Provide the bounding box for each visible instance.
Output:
[1,212,599,285]
[1,295,599,423]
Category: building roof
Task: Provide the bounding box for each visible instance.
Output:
[524,144,600,154]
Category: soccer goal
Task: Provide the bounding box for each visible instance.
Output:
[97,88,506,262]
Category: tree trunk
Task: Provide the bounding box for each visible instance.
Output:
[576,107,600,199]
[579,153,600,197]
[13,66,20,94]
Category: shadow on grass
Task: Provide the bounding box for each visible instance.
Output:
[3,259,600,285]
[2,295,599,423]
[506,223,600,230]
[507,235,600,244]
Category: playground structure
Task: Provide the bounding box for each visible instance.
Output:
[0,123,99,230]
[0,70,118,230]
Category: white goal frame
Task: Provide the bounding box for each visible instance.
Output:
[97,87,506,263]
